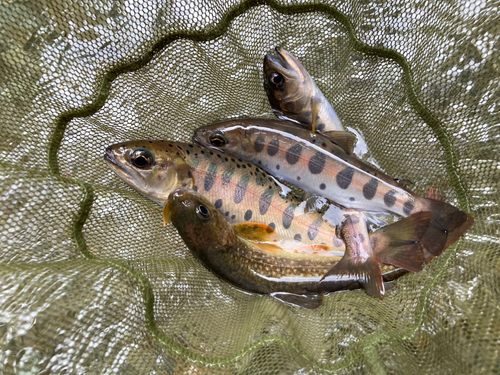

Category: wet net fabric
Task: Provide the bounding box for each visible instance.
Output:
[1,0,498,373]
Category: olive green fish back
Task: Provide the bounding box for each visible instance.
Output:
[0,1,498,374]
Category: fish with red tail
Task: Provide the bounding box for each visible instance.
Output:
[193,118,474,263]
[104,140,432,297]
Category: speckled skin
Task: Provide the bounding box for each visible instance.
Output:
[194,119,427,216]
[168,188,398,297]
[193,119,474,257]
[105,140,346,256]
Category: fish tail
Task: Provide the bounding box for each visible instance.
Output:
[320,214,385,299]
[420,198,474,259]
[370,211,432,272]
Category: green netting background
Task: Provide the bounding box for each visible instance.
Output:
[1,0,498,373]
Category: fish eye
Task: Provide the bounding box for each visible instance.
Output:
[269,72,284,90]
[209,131,227,148]
[130,148,154,169]
[196,204,211,220]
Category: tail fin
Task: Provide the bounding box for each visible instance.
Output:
[320,214,385,299]
[421,198,474,259]
[370,211,432,272]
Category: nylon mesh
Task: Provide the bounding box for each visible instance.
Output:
[1,0,498,373]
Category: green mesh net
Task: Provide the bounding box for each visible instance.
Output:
[1,0,498,373]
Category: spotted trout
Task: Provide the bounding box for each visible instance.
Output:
[193,118,474,261]
[167,188,413,308]
[264,47,344,133]
[105,140,433,297]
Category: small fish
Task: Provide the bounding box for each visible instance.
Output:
[264,46,344,133]
[167,188,417,307]
[193,118,474,260]
[105,140,432,296]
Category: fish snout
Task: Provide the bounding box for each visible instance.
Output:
[104,146,117,165]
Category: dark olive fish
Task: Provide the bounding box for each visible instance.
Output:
[167,188,414,307]
[105,140,433,297]
[264,46,344,133]
[193,118,474,261]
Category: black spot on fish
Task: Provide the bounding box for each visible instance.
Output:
[294,234,302,242]
[363,178,378,200]
[349,197,355,201]
[244,210,252,221]
[357,233,365,243]
[317,123,326,131]
[297,176,301,181]
[221,167,234,186]
[215,199,223,209]
[231,215,236,220]
[384,190,397,207]
[254,136,265,153]
[336,167,354,189]
[258,160,262,164]
[403,199,415,215]
[267,138,279,156]
[268,222,276,230]
[333,237,343,247]
[308,152,326,174]
[276,164,280,170]
[225,212,229,216]
[320,183,326,190]
[308,217,323,240]
[259,189,274,215]
[282,204,296,229]
[193,186,198,192]
[234,174,251,204]
[204,163,218,192]
[286,144,302,165]
[255,173,266,186]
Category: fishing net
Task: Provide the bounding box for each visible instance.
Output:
[1,0,498,373]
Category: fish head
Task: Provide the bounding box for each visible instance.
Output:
[167,188,237,257]
[104,141,193,203]
[263,47,314,118]
[193,120,257,159]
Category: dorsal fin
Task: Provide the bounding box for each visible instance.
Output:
[321,131,356,155]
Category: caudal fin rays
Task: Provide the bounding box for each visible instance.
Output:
[371,211,432,272]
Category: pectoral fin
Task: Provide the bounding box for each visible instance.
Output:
[233,222,277,242]
[310,96,321,134]
[163,201,172,226]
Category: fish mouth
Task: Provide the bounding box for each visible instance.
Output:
[103,146,138,185]
[103,146,118,167]
[264,48,287,71]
